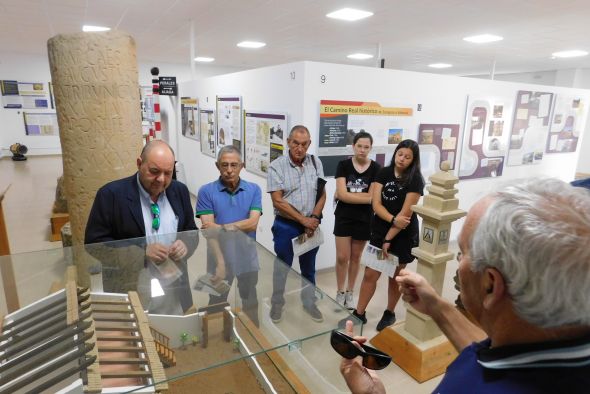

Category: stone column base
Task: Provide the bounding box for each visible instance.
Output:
[370,323,457,383]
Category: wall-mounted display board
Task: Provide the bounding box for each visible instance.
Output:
[507,90,554,166]
[200,108,216,158]
[317,100,414,176]
[140,86,154,122]
[459,97,512,180]
[23,112,59,136]
[181,97,199,141]
[244,111,288,177]
[418,123,460,181]
[1,80,52,109]
[216,96,242,153]
[546,95,587,154]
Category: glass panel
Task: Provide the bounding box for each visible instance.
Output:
[0,229,361,393]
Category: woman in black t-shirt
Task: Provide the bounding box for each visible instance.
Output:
[333,132,381,309]
[348,139,424,331]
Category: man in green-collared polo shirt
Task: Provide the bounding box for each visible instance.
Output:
[196,145,262,324]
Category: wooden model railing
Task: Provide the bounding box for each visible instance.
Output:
[150,326,176,367]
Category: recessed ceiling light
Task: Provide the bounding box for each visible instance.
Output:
[326,8,373,21]
[551,50,588,58]
[82,25,110,32]
[237,41,266,49]
[347,53,374,60]
[463,34,503,43]
[428,63,453,69]
[194,56,215,62]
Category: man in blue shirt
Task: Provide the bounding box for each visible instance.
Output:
[340,178,590,393]
[196,145,262,325]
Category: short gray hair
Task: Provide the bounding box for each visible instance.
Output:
[217,145,242,162]
[288,125,310,139]
[470,178,590,328]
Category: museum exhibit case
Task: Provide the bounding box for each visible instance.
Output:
[0,229,362,393]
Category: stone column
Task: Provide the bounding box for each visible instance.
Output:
[371,162,466,382]
[48,31,143,245]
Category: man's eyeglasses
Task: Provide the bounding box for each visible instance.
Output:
[219,162,240,169]
[151,203,160,231]
[330,330,392,370]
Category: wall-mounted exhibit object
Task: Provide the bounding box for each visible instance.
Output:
[244,111,287,177]
[216,96,242,153]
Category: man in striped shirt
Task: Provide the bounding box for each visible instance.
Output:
[341,178,590,393]
[267,125,326,323]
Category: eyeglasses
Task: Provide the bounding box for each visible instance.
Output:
[219,162,241,169]
[150,203,160,231]
[330,330,392,370]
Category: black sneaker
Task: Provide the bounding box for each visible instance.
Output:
[376,310,396,331]
[303,304,324,323]
[270,304,283,323]
[338,309,367,328]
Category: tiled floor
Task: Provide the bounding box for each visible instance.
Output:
[0,155,462,393]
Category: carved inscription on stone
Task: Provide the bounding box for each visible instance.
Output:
[48,31,143,244]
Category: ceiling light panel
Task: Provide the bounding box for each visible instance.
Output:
[237,41,266,48]
[82,25,110,32]
[551,50,588,58]
[326,8,373,21]
[194,56,215,62]
[428,63,452,68]
[463,34,503,43]
[347,53,374,60]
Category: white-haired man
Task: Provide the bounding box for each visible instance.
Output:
[341,178,590,393]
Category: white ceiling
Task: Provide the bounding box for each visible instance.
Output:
[1,0,590,76]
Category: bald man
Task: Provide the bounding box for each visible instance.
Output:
[85,140,198,313]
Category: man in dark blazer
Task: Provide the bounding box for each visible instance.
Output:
[85,140,198,314]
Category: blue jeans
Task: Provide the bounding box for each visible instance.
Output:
[271,216,318,308]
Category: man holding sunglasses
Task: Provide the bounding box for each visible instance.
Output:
[340,178,590,393]
[85,140,198,313]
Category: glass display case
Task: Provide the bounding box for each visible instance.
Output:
[0,229,362,393]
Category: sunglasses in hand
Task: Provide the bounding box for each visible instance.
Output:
[330,330,392,370]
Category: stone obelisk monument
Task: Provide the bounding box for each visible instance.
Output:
[48,31,143,285]
[371,162,466,382]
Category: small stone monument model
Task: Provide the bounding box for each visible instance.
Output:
[371,161,466,382]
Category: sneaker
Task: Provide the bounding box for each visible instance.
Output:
[303,304,324,323]
[338,309,367,328]
[270,304,283,323]
[376,310,396,331]
[344,291,354,310]
[335,291,346,310]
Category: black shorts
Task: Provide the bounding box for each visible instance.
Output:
[369,227,418,265]
[333,216,371,241]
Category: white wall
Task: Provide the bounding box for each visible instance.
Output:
[176,62,306,254]
[0,52,59,157]
[0,51,244,157]
[179,61,590,270]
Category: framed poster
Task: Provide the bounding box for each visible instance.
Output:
[244,111,288,177]
[1,80,50,109]
[546,95,587,153]
[459,96,512,180]
[200,108,216,158]
[418,123,460,180]
[215,96,242,153]
[23,112,59,136]
[181,97,199,141]
[507,90,554,166]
